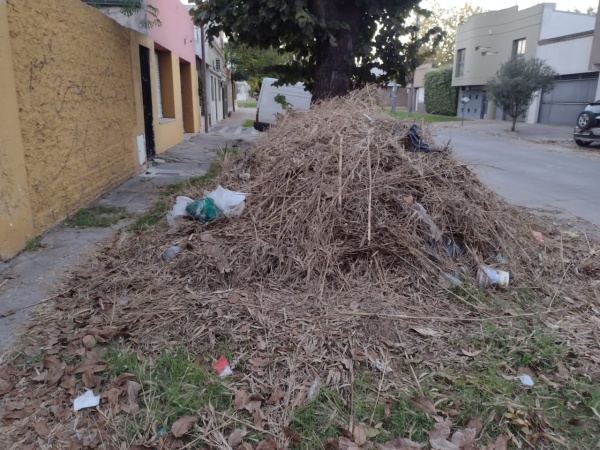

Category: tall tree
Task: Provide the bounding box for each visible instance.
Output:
[190,0,442,101]
[486,57,557,132]
[225,43,291,94]
[418,2,484,66]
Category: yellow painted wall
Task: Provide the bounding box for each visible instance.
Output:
[0,0,34,260]
[6,0,139,235]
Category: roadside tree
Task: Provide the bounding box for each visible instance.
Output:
[190,0,442,102]
[486,58,557,132]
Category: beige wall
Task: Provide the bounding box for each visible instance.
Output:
[452,4,544,87]
[413,63,433,88]
[0,0,34,259]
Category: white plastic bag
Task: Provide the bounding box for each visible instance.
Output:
[204,185,247,217]
[167,196,193,225]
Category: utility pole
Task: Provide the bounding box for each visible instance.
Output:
[200,24,210,133]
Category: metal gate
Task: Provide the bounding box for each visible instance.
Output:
[538,74,598,125]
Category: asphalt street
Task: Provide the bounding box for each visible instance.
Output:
[431,122,600,225]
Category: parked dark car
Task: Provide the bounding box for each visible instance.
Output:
[574,102,600,147]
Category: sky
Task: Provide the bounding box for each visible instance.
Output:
[421,0,598,12]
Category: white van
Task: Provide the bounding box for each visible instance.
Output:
[253,77,312,131]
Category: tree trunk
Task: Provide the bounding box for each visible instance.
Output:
[511,115,517,132]
[309,0,361,102]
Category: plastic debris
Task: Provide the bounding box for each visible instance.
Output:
[531,231,544,243]
[186,198,220,222]
[204,185,247,217]
[213,354,233,377]
[405,124,440,153]
[308,377,321,400]
[495,253,508,264]
[162,246,182,261]
[73,389,100,411]
[518,374,534,386]
[167,196,193,225]
[477,265,510,287]
[373,360,393,373]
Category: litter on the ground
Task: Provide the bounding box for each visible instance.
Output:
[73,389,100,411]
[162,246,182,261]
[185,198,220,222]
[477,265,510,287]
[167,196,193,225]
[213,354,232,377]
[518,374,534,386]
[205,185,247,217]
[532,231,544,243]
[404,124,439,152]
[373,359,394,373]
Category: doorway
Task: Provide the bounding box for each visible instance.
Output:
[139,45,155,159]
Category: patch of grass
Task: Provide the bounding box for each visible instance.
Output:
[387,109,461,122]
[104,345,233,444]
[238,101,257,108]
[67,205,129,228]
[242,119,254,127]
[128,148,237,233]
[25,237,43,252]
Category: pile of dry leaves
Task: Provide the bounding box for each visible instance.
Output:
[1,87,599,449]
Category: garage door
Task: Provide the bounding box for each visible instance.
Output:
[538,74,598,125]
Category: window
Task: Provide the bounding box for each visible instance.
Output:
[456,49,465,77]
[215,58,221,70]
[512,38,526,58]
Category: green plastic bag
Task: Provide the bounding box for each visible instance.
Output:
[185,198,220,222]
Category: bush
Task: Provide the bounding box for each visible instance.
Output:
[424,66,457,116]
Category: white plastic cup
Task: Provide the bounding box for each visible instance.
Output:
[477,265,509,287]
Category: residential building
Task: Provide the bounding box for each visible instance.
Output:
[187,6,233,128]
[452,3,597,125]
[0,0,200,259]
[410,63,435,113]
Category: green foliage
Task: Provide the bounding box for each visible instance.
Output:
[87,0,161,28]
[190,0,443,100]
[418,2,484,66]
[225,42,291,93]
[25,237,42,252]
[486,57,558,131]
[424,66,457,116]
[67,205,129,228]
[274,94,292,110]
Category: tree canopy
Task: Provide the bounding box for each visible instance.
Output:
[225,43,291,94]
[486,57,558,131]
[418,2,484,66]
[190,0,442,101]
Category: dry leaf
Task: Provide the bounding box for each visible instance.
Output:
[171,415,197,438]
[256,439,277,450]
[3,405,35,420]
[24,346,41,357]
[228,292,241,303]
[410,396,437,415]
[284,426,301,446]
[82,335,97,349]
[245,399,262,413]
[450,427,476,448]
[122,380,142,414]
[249,357,270,367]
[494,434,509,450]
[0,378,14,395]
[411,327,439,337]
[461,349,481,357]
[466,417,483,436]
[235,390,251,410]
[228,428,247,448]
[0,309,16,318]
[107,388,122,407]
[353,423,367,446]
[378,437,425,449]
[33,420,50,437]
[268,389,285,404]
[350,300,360,311]
[339,436,361,450]
[429,421,459,450]
[82,370,97,389]
[384,400,391,421]
[556,362,569,381]
[253,408,266,430]
[61,375,77,390]
[4,400,25,411]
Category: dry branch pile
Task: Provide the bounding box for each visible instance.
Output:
[2,87,599,449]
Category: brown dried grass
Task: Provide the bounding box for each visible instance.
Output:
[3,87,600,449]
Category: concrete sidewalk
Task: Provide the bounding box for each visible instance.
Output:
[0,127,256,353]
[434,119,575,145]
